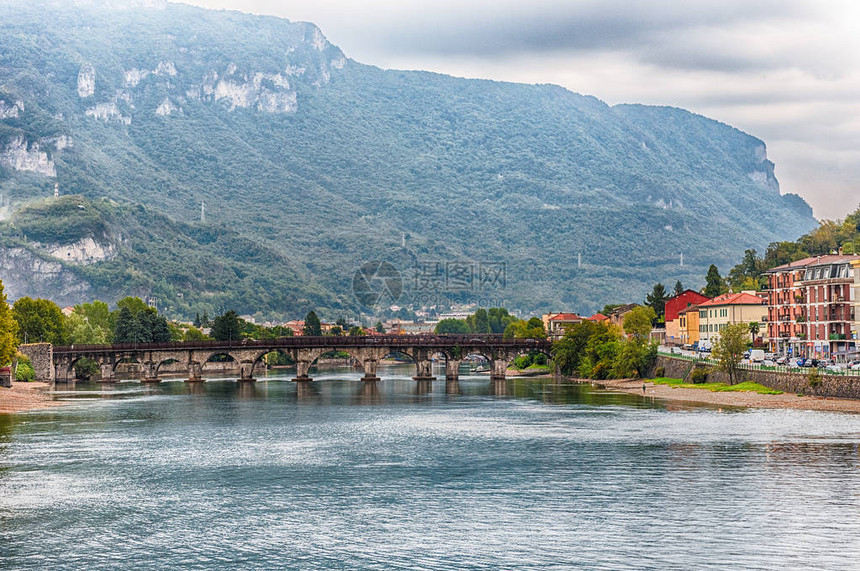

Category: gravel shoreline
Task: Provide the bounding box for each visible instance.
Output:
[0,382,63,414]
[585,377,860,413]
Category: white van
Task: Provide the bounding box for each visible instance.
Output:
[749,349,765,363]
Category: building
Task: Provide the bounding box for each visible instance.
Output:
[853,259,860,356]
[664,290,711,346]
[283,320,305,336]
[586,313,609,323]
[545,313,585,338]
[606,304,640,329]
[765,254,859,358]
[678,305,701,347]
[698,292,767,345]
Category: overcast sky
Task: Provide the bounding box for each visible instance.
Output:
[185,0,860,220]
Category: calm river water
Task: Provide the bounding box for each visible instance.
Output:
[2,366,860,570]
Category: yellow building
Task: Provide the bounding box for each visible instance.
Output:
[678,305,701,346]
[698,292,767,345]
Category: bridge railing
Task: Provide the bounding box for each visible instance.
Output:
[53,335,552,354]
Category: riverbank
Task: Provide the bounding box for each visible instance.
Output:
[589,378,860,412]
[0,382,61,414]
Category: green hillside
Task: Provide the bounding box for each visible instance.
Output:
[0,196,347,319]
[0,0,817,317]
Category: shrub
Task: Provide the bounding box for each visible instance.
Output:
[690,368,709,384]
[591,361,612,380]
[15,355,34,382]
[808,368,822,387]
[654,366,665,378]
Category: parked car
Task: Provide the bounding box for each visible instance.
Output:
[825,362,847,373]
[850,361,860,371]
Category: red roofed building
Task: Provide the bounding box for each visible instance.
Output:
[546,313,585,338]
[665,290,711,346]
[587,313,609,323]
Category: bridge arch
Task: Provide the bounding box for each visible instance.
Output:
[248,348,299,379]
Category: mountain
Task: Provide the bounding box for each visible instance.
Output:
[0,0,817,319]
[0,196,347,318]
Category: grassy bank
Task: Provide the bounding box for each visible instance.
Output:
[651,377,783,395]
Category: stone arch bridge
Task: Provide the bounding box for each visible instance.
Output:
[20,335,552,384]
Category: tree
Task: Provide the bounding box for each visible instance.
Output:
[435,318,470,334]
[552,321,622,379]
[348,326,364,336]
[12,297,67,345]
[617,306,658,378]
[212,310,243,341]
[712,322,749,385]
[303,311,322,336]
[645,283,669,318]
[0,280,19,366]
[374,321,385,334]
[487,307,515,334]
[113,307,135,343]
[467,308,491,333]
[623,306,656,343]
[673,280,684,296]
[704,265,724,298]
[116,296,150,315]
[748,321,760,345]
[66,313,107,344]
[329,325,344,336]
[183,326,210,341]
[75,300,113,342]
[504,318,546,340]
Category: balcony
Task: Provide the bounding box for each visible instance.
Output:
[829,333,847,340]
[795,316,806,323]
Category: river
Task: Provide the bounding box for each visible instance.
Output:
[1,366,859,569]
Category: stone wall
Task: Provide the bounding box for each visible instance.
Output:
[18,343,54,383]
[654,355,860,399]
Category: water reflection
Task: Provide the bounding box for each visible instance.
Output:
[355,380,382,405]
[3,373,860,569]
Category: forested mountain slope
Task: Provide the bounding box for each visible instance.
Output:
[0,0,817,318]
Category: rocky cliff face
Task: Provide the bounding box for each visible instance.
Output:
[0,246,92,305]
[0,136,56,177]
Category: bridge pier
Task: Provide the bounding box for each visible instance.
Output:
[445,359,461,382]
[99,363,116,383]
[292,360,313,383]
[55,361,73,383]
[412,359,435,381]
[490,359,510,381]
[445,379,461,394]
[360,358,381,382]
[186,361,204,383]
[238,361,256,382]
[141,361,160,383]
